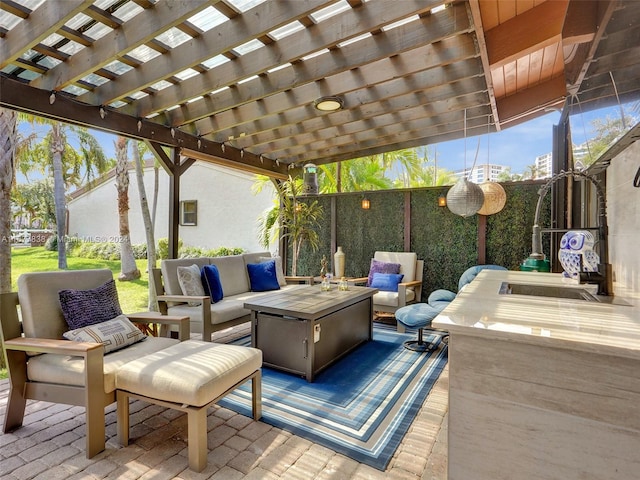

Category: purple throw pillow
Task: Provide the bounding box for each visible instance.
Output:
[59,279,123,330]
[367,259,401,287]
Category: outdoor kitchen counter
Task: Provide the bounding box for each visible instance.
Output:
[433,269,640,359]
[433,269,640,480]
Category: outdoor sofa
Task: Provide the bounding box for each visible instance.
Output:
[153,251,312,341]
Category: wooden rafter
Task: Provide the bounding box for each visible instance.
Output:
[0,0,638,170]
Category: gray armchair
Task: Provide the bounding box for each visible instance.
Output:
[0,269,189,458]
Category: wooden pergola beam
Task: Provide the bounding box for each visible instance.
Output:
[30,0,214,91]
[193,30,478,139]
[485,0,569,69]
[78,0,331,106]
[0,75,289,179]
[122,0,451,123]
[0,0,92,69]
[496,75,567,125]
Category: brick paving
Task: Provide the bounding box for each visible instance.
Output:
[0,327,448,480]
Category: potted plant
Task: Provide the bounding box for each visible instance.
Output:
[257,176,323,276]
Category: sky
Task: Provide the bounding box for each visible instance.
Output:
[425,102,633,174]
[16,102,634,183]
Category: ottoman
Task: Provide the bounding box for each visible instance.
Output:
[395,303,444,352]
[115,340,262,472]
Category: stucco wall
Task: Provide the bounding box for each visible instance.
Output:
[68,162,275,253]
[607,140,640,293]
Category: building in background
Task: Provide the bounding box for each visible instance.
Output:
[68,161,275,253]
[535,152,552,179]
[454,163,508,183]
[534,142,591,179]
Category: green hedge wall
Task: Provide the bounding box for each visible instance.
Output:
[287,181,550,301]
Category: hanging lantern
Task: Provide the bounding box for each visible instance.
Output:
[302,163,318,195]
[477,182,507,215]
[446,178,484,217]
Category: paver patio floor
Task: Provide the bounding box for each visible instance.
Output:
[0,326,448,479]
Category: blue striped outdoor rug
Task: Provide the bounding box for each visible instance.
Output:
[218,324,448,470]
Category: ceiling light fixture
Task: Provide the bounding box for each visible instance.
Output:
[314,96,344,112]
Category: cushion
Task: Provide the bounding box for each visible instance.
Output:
[201,264,224,303]
[63,314,146,353]
[367,259,401,287]
[58,279,123,330]
[396,303,441,329]
[428,289,457,304]
[247,260,280,292]
[259,255,286,287]
[458,264,508,291]
[370,272,404,292]
[177,264,205,306]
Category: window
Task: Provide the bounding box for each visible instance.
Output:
[180,200,197,226]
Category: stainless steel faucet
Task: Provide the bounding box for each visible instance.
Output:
[529,169,613,296]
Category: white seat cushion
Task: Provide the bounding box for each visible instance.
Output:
[116,340,262,407]
[27,336,178,393]
[373,289,416,307]
[374,252,417,282]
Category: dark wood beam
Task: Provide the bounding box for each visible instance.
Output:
[0,75,289,179]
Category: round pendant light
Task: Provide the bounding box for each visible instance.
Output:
[477,181,507,215]
[446,178,484,217]
[314,96,344,111]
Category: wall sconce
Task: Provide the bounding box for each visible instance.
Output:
[294,203,303,213]
[361,198,370,210]
[438,195,447,207]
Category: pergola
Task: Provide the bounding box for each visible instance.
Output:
[2,0,640,254]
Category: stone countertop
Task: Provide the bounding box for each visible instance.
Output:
[432,270,640,360]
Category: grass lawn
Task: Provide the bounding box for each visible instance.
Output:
[1,247,154,380]
[10,247,152,313]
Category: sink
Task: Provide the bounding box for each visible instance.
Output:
[498,282,630,305]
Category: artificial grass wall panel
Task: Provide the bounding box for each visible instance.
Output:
[284,182,549,295]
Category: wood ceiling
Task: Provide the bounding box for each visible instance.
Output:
[1,0,639,178]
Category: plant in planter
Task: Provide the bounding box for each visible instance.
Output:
[257,176,323,276]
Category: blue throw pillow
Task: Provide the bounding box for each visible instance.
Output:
[201,264,224,303]
[370,272,404,292]
[367,259,401,287]
[247,260,281,292]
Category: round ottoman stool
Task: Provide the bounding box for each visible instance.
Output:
[395,303,444,352]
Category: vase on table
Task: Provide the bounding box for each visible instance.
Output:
[334,246,346,278]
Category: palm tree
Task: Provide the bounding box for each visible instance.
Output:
[132,140,158,309]
[11,179,55,229]
[318,147,426,193]
[254,176,323,275]
[115,137,140,281]
[20,117,109,269]
[319,157,393,192]
[0,108,17,295]
[279,177,323,276]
